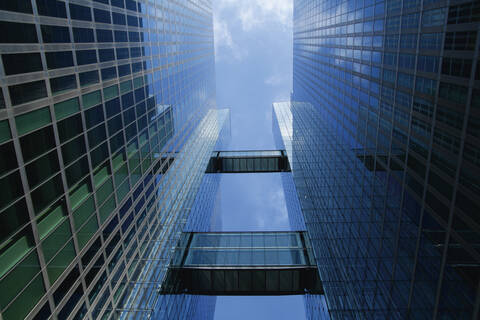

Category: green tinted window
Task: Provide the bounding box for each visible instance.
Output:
[73,196,95,230]
[54,97,80,120]
[96,178,113,205]
[77,215,98,250]
[15,107,51,136]
[31,174,64,214]
[36,200,67,239]
[82,90,101,109]
[99,195,115,223]
[0,228,34,278]
[120,80,132,93]
[103,84,119,100]
[47,240,75,284]
[133,76,143,89]
[69,177,92,210]
[42,219,73,263]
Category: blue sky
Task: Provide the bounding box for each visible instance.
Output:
[210,1,306,319]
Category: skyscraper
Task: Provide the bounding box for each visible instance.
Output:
[0,1,227,319]
[272,0,480,318]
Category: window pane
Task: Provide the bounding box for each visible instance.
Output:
[50,74,77,95]
[0,21,38,43]
[41,25,70,43]
[82,90,101,109]
[2,53,43,75]
[36,200,67,239]
[31,174,64,213]
[45,51,74,69]
[0,171,24,209]
[20,125,56,162]
[9,80,47,105]
[62,135,86,166]
[25,150,59,188]
[54,98,80,121]
[0,142,17,176]
[0,199,29,245]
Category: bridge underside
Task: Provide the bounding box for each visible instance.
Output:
[159,232,323,296]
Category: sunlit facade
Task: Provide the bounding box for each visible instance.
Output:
[274,0,480,318]
[0,0,223,319]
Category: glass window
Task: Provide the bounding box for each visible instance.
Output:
[72,27,94,43]
[57,113,83,143]
[118,64,131,77]
[438,82,469,105]
[69,3,91,21]
[41,25,70,43]
[0,142,17,176]
[101,67,117,81]
[422,8,446,27]
[420,33,442,50]
[96,29,113,42]
[62,135,86,166]
[117,48,129,60]
[69,177,92,209]
[20,125,55,162]
[50,74,77,95]
[114,30,128,42]
[72,196,95,231]
[36,0,66,18]
[77,215,98,249]
[85,105,104,129]
[88,124,107,149]
[41,219,72,263]
[15,107,51,136]
[65,156,89,188]
[76,50,97,65]
[82,90,101,109]
[36,199,66,239]
[112,12,126,25]
[79,70,99,87]
[94,8,111,23]
[54,97,80,121]
[26,150,59,189]
[45,51,74,69]
[31,174,64,213]
[2,53,43,75]
[0,21,38,43]
[99,48,115,62]
[90,142,109,168]
[0,0,32,13]
[106,98,121,118]
[104,85,119,101]
[9,80,47,106]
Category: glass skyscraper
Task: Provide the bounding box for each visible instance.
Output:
[0,1,228,319]
[272,0,480,318]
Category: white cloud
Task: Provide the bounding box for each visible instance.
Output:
[214,16,247,61]
[214,0,292,61]
[264,73,289,86]
[216,0,292,31]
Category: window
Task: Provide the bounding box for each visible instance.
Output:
[402,13,419,29]
[0,22,38,43]
[9,80,47,106]
[73,28,94,43]
[54,98,80,120]
[85,105,105,129]
[127,15,138,27]
[420,33,442,50]
[129,31,140,42]
[0,171,24,209]
[438,82,468,105]
[79,71,99,87]
[96,29,113,42]
[448,2,480,25]
[422,8,446,27]
[50,74,77,95]
[106,98,121,118]
[31,174,64,213]
[25,150,59,188]
[112,12,126,25]
[2,53,43,75]
[41,25,70,43]
[20,125,56,162]
[118,64,131,77]
[82,91,101,109]
[66,156,89,187]
[442,57,472,78]
[94,8,111,23]
[69,3,91,21]
[0,199,29,245]
[101,67,117,81]
[415,76,437,96]
[62,136,86,166]
[57,113,83,143]
[445,31,477,51]
[0,142,17,176]
[15,107,51,136]
[117,48,129,59]
[400,34,417,49]
[99,49,115,62]
[417,55,439,73]
[88,124,106,149]
[0,0,32,13]
[36,0,66,18]
[76,50,97,65]
[114,30,128,42]
[46,51,74,69]
[398,54,415,70]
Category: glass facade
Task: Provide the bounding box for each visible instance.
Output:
[0,0,224,319]
[275,0,480,317]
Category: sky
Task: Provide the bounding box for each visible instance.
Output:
[210,1,307,319]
